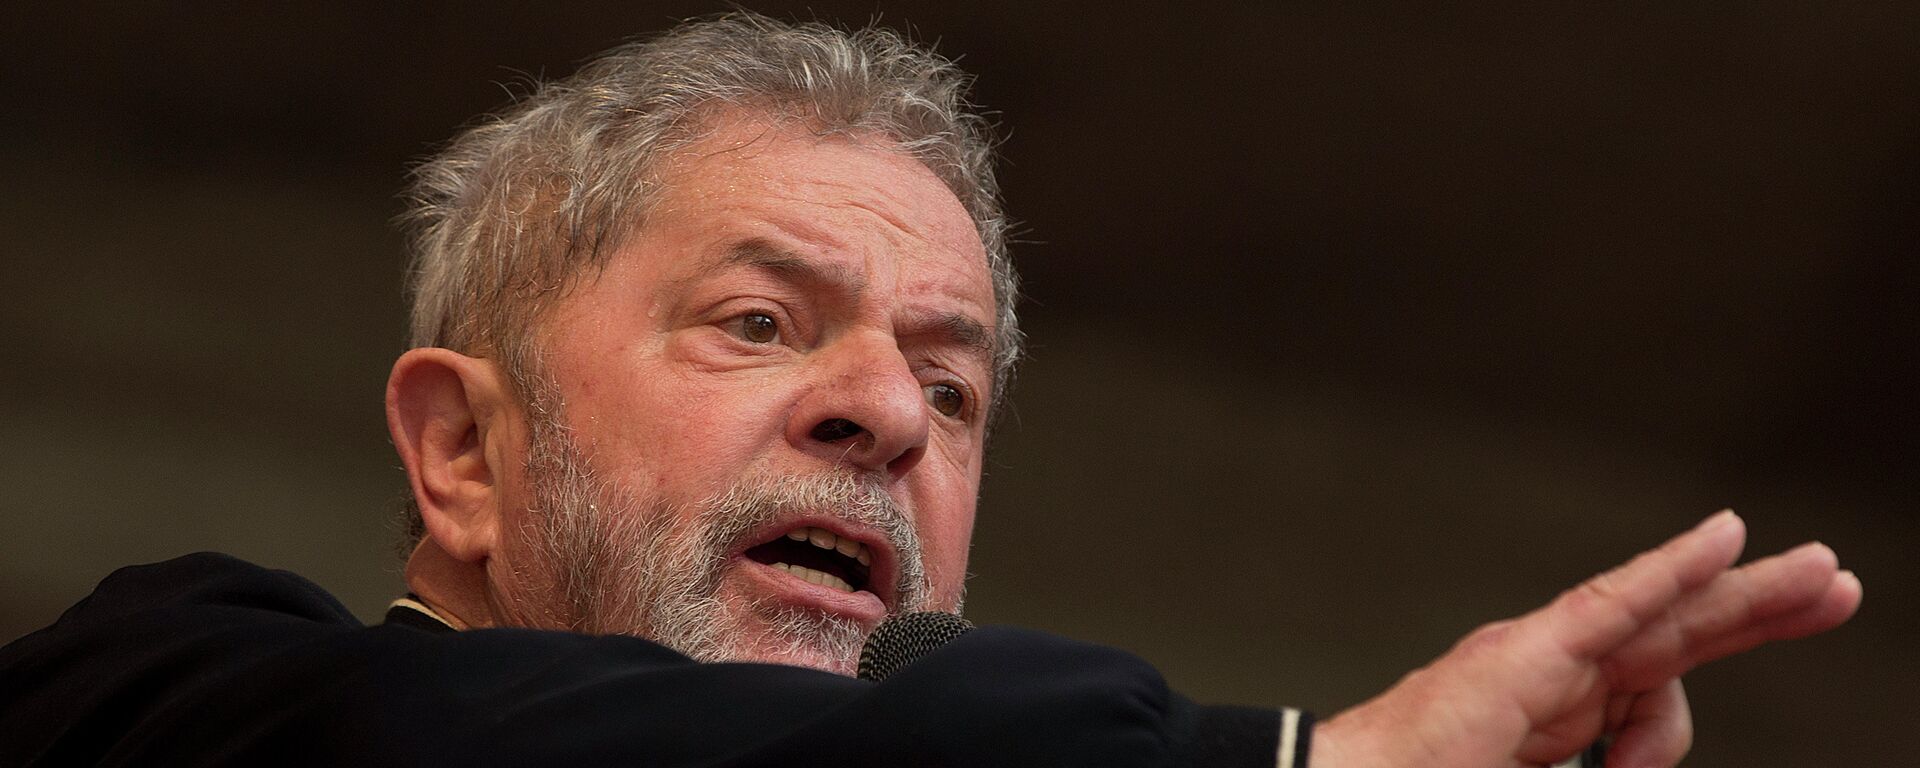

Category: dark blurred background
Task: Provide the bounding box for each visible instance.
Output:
[3,2,1913,764]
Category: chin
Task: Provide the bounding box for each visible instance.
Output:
[685,621,866,677]
[655,583,872,677]
[736,643,861,677]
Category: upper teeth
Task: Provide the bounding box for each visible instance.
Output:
[784,526,873,567]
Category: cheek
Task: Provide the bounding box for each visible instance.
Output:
[913,473,980,600]
[574,372,803,498]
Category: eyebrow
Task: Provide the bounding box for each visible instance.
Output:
[705,237,996,364]
[901,308,994,360]
[712,238,869,297]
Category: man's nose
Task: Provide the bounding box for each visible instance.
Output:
[787,336,930,479]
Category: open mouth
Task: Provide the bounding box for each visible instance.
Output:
[743,526,874,595]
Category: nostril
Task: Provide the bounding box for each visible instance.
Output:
[810,418,864,443]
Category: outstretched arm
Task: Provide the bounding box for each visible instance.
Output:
[1310,510,1862,768]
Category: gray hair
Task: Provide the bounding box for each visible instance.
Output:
[402,11,1021,396]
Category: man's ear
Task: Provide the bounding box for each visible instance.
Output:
[386,347,521,564]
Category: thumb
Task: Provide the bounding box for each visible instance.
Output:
[1602,679,1692,768]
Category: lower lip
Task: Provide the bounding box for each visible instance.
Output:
[733,556,888,622]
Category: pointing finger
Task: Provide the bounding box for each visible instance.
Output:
[1533,510,1746,662]
[1603,541,1835,682]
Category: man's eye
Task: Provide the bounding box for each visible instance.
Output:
[925,383,966,418]
[735,313,780,344]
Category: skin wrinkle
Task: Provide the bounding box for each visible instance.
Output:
[841,197,925,251]
[514,383,937,664]
[679,125,977,263]
[382,20,1868,765]
[693,241,994,386]
[472,115,989,673]
[403,32,1022,453]
[720,239,871,295]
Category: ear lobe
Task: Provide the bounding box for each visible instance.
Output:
[387,348,519,563]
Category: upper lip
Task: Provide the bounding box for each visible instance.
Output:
[729,513,901,609]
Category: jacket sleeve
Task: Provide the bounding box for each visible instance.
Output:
[0,553,1291,767]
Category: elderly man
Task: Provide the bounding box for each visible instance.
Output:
[0,14,1859,768]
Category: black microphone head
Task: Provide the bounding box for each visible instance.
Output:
[857,611,974,682]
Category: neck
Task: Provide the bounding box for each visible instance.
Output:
[402,539,494,630]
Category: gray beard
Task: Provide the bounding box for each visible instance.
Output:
[510,403,939,671]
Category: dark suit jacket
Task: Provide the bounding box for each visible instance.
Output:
[0,553,1291,766]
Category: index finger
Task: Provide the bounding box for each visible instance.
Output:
[1528,510,1747,662]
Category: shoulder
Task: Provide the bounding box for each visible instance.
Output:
[0,552,365,697]
[49,551,360,630]
[0,553,367,765]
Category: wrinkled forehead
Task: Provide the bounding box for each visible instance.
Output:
[667,117,981,238]
[641,114,993,296]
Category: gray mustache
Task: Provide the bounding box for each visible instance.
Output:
[694,471,932,611]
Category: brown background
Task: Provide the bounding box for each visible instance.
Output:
[2,2,1913,765]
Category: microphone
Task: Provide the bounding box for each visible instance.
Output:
[856,611,974,682]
